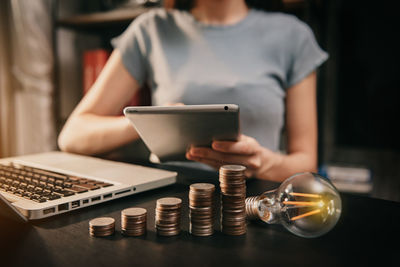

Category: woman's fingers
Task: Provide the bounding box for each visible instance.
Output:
[212,135,258,155]
[186,152,221,169]
[187,147,262,170]
[186,135,265,178]
[186,152,255,178]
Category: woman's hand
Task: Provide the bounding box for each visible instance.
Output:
[186,134,283,179]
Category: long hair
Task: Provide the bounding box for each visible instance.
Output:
[174,0,284,12]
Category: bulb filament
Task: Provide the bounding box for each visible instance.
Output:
[290,209,321,221]
[286,192,323,221]
[283,201,322,207]
[289,192,321,198]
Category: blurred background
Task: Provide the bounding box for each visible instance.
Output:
[0,0,399,201]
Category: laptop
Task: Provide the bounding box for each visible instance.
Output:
[0,151,177,221]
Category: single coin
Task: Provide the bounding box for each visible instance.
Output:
[89,230,115,237]
[157,197,182,207]
[220,165,247,172]
[122,207,147,217]
[122,222,146,228]
[156,229,181,236]
[190,183,215,192]
[122,218,146,224]
[122,229,146,236]
[89,217,115,228]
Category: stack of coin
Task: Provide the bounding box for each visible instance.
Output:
[219,165,247,235]
[155,197,182,236]
[121,207,147,236]
[189,183,215,236]
[89,217,115,237]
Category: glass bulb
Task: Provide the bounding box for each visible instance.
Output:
[246,172,342,238]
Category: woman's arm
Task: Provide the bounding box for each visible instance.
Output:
[277,71,318,177]
[58,50,141,155]
[186,72,318,182]
[259,71,318,181]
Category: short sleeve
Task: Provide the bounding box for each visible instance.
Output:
[286,20,328,88]
[111,14,149,86]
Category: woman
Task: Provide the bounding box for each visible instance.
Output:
[58,0,328,182]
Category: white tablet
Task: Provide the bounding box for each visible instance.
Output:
[124,104,240,162]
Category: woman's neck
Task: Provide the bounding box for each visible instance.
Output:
[190,0,249,25]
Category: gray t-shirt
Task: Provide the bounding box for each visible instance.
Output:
[112,8,328,152]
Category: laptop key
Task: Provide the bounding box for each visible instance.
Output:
[16,189,25,195]
[23,191,32,198]
[42,189,52,196]
[52,175,68,181]
[75,183,100,190]
[95,182,113,188]
[66,186,88,194]
[34,187,43,193]
[9,186,17,192]
[42,185,53,191]
[27,185,35,191]
[63,182,72,188]
[61,190,75,197]
[70,177,89,183]
[48,194,61,200]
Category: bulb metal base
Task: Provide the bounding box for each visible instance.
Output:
[245,196,261,220]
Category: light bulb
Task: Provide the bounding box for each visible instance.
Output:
[246,172,342,238]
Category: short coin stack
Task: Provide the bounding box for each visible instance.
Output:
[189,183,215,236]
[219,165,247,235]
[155,197,182,236]
[89,217,115,237]
[121,207,147,236]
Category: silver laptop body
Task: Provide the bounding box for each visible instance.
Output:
[0,151,176,220]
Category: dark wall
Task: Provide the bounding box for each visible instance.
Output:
[317,0,400,201]
[335,1,400,151]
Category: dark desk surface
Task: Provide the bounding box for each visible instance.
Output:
[1,165,398,267]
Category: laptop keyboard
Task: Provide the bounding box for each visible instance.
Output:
[0,163,113,203]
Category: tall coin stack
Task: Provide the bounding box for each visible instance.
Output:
[219,165,247,235]
[121,207,147,236]
[189,183,215,236]
[89,217,115,237]
[155,197,182,236]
